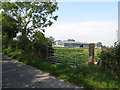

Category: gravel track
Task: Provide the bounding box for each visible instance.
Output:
[2,55,79,88]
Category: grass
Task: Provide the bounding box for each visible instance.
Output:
[53,47,101,66]
[3,48,120,88]
[54,47,88,65]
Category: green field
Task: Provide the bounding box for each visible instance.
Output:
[52,47,101,66]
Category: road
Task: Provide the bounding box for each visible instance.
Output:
[2,55,79,88]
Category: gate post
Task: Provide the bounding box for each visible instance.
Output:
[88,43,95,65]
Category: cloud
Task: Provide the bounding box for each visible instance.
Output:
[45,21,118,46]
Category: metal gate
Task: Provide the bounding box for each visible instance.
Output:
[46,45,89,67]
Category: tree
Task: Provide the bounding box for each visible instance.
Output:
[67,39,75,41]
[32,31,47,58]
[2,13,19,39]
[97,42,102,45]
[46,36,54,44]
[1,1,58,37]
[2,13,19,48]
[1,1,58,59]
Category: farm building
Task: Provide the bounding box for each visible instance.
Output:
[54,40,102,48]
[64,41,89,48]
[54,40,64,46]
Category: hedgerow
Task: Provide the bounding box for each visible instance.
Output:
[100,44,120,78]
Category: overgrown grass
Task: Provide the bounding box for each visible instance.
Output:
[3,48,120,88]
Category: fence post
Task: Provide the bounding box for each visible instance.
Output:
[88,43,95,65]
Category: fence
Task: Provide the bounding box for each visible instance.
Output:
[46,43,96,67]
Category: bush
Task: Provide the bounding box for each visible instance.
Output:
[100,44,120,78]
[14,31,51,60]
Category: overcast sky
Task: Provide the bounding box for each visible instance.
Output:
[44,2,118,47]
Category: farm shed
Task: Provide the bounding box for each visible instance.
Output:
[64,41,89,48]
[54,40,102,48]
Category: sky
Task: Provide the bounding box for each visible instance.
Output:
[44,2,118,47]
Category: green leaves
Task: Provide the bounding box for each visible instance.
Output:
[48,20,53,26]
[42,17,47,23]
[2,1,58,37]
[2,1,58,59]
[2,13,19,38]
[52,16,58,20]
[100,45,120,78]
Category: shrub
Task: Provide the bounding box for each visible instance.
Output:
[100,44,120,78]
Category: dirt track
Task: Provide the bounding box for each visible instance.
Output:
[2,55,79,88]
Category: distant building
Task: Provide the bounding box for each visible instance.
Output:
[64,41,89,48]
[54,40,102,48]
[54,40,64,46]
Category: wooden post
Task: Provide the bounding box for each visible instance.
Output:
[88,43,95,65]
